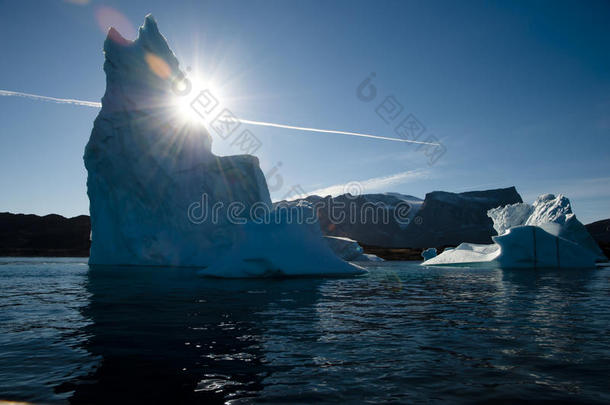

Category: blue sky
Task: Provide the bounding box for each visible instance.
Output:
[0,0,609,223]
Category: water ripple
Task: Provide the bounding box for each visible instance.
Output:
[1,259,609,403]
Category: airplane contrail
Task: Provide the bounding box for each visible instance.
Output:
[238,118,439,145]
[0,89,103,108]
[0,89,440,145]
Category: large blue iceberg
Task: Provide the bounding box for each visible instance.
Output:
[84,16,363,277]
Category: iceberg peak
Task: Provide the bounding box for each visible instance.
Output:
[106,27,131,46]
[526,193,572,227]
[143,14,158,31]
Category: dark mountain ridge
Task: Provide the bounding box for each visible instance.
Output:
[0,212,90,257]
[279,186,523,248]
[585,219,610,258]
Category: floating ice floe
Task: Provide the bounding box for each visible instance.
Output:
[84,15,363,277]
[324,236,383,262]
[422,194,606,268]
[421,248,437,261]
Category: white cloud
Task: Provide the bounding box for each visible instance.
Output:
[306,169,429,198]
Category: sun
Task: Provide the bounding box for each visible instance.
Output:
[172,74,224,123]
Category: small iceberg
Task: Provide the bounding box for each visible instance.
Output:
[423,226,597,268]
[422,194,605,268]
[421,248,437,261]
[324,236,384,262]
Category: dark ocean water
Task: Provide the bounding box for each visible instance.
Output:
[1,257,609,404]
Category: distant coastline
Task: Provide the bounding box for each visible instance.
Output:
[0,212,90,257]
[2,211,608,260]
